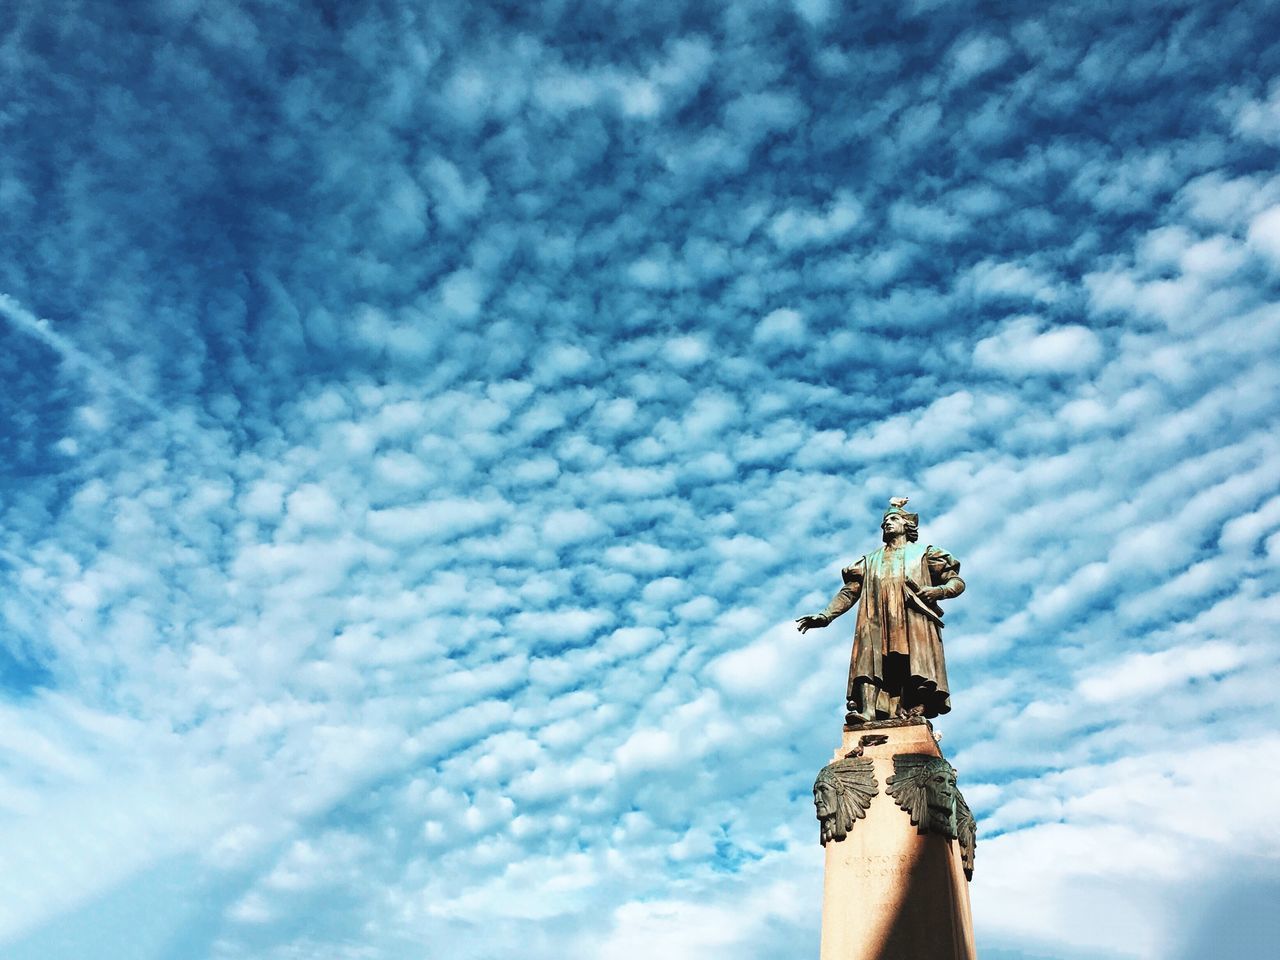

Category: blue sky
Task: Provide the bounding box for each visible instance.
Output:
[2,1,1280,957]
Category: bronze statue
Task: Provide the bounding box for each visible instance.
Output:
[797,498,965,725]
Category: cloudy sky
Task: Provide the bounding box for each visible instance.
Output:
[2,1,1280,957]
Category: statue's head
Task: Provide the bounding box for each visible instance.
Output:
[885,754,959,837]
[813,756,878,846]
[813,776,838,820]
[922,760,959,833]
[881,497,920,543]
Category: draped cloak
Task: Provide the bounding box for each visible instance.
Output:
[821,542,963,718]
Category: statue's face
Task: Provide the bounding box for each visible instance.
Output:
[881,513,907,539]
[813,780,837,819]
[925,766,958,833]
[926,769,957,807]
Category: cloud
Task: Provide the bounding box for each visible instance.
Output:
[1231,79,1280,145]
[948,33,1012,86]
[1246,203,1280,269]
[973,316,1104,377]
[767,192,863,250]
[753,307,806,349]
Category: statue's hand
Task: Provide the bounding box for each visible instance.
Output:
[915,585,943,602]
[796,614,830,633]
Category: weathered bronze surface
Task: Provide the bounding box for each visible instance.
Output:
[956,791,976,881]
[813,755,878,845]
[885,754,958,835]
[797,498,965,725]
[884,753,976,880]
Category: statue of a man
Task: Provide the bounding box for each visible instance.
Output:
[796,498,965,725]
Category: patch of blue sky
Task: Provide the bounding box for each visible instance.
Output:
[0,641,53,698]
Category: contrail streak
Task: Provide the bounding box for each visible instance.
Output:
[0,293,169,419]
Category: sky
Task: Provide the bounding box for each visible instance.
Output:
[1,1,1279,957]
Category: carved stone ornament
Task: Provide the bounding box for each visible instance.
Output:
[813,755,878,845]
[885,753,977,880]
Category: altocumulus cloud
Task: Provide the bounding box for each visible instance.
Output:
[1,2,1279,959]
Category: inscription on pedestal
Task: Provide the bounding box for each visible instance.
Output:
[851,853,911,883]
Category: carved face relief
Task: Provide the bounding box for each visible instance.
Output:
[886,754,960,839]
[812,756,878,846]
[813,779,837,821]
[924,766,959,836]
[882,754,977,881]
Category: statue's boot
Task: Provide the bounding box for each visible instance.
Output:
[844,682,877,725]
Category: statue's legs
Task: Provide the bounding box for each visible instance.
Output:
[847,661,942,722]
[880,653,926,718]
[888,657,940,718]
[848,660,935,724]
[896,675,929,717]
[845,680,878,725]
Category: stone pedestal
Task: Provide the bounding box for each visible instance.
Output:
[818,719,976,960]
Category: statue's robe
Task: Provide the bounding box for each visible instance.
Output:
[820,542,964,718]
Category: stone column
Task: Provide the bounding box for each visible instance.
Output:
[818,718,976,960]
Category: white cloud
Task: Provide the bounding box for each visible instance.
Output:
[723,91,806,141]
[603,542,675,574]
[367,497,510,544]
[662,335,709,368]
[1232,80,1280,145]
[791,0,833,27]
[949,33,1012,85]
[285,483,340,529]
[438,268,489,319]
[707,620,822,700]
[973,316,1104,376]
[1246,203,1280,269]
[240,479,287,519]
[767,192,863,250]
[540,508,607,547]
[753,307,806,348]
[423,155,490,228]
[968,260,1058,303]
